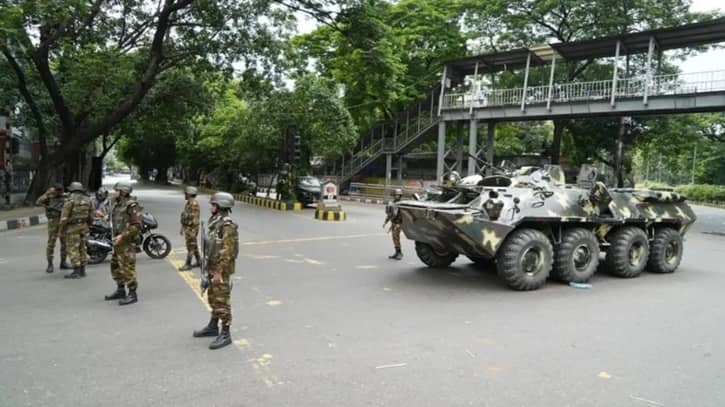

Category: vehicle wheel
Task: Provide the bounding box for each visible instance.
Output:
[467,256,496,271]
[143,234,172,259]
[496,228,553,291]
[647,227,683,273]
[605,227,649,278]
[87,248,108,265]
[552,228,600,283]
[415,242,458,268]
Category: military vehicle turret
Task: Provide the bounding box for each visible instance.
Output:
[395,164,696,291]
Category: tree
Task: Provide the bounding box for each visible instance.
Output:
[0,0,281,200]
[460,0,714,174]
[116,69,209,183]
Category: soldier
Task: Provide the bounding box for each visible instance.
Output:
[179,186,201,271]
[104,181,142,305]
[383,188,404,260]
[35,183,70,273]
[193,192,239,350]
[58,182,93,279]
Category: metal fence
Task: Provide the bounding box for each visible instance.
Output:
[442,69,725,109]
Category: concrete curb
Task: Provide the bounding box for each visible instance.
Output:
[236,194,302,211]
[314,209,346,221]
[0,214,48,232]
[339,196,388,205]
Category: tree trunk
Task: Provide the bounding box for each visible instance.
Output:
[614,118,626,188]
[550,120,565,164]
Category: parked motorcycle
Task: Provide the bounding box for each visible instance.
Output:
[87,212,172,264]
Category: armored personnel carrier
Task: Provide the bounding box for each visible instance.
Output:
[395,165,696,291]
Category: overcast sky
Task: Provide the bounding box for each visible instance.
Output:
[678,0,724,73]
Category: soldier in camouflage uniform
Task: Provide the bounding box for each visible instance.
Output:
[35,183,70,273]
[58,182,93,279]
[383,188,404,260]
[104,181,142,305]
[179,186,201,271]
[193,192,239,350]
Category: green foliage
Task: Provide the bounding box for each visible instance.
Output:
[675,184,725,203]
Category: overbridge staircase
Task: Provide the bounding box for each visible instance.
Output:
[340,91,441,185]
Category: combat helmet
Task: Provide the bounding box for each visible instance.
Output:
[185,186,198,196]
[114,181,133,194]
[67,181,84,192]
[393,188,403,197]
[210,192,235,209]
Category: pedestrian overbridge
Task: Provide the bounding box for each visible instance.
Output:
[338,17,725,190]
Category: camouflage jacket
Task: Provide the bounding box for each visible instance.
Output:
[205,213,239,273]
[112,196,141,243]
[385,201,402,224]
[36,191,66,219]
[181,197,200,228]
[59,192,93,230]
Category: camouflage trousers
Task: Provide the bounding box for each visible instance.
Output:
[183,226,200,258]
[207,265,233,327]
[65,224,88,267]
[391,223,402,249]
[111,240,137,289]
[46,218,67,260]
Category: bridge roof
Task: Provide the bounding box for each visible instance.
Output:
[447,17,725,76]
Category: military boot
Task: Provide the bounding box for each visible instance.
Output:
[46,258,54,274]
[119,287,138,306]
[193,318,219,337]
[64,267,82,279]
[209,325,232,350]
[192,253,202,268]
[79,265,86,278]
[60,258,71,270]
[388,249,403,260]
[104,284,126,301]
[179,254,193,271]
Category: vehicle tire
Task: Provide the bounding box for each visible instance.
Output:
[552,228,600,283]
[496,228,553,291]
[605,227,649,278]
[415,242,458,268]
[647,227,683,273]
[143,234,172,259]
[87,248,108,265]
[467,256,496,271]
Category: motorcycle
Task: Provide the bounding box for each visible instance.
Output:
[87,212,172,264]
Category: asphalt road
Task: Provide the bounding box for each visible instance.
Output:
[1,176,724,407]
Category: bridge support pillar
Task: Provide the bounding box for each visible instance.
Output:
[385,153,393,197]
[436,121,446,181]
[397,155,404,185]
[486,122,495,175]
[455,121,464,174]
[468,119,478,176]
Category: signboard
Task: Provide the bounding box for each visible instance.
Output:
[321,181,338,204]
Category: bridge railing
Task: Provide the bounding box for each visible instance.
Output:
[442,70,725,110]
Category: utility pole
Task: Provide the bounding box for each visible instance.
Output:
[691,143,697,184]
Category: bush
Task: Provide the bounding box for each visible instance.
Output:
[675,184,725,203]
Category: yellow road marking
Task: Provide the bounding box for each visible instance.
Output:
[241,233,384,246]
[165,251,283,387]
[304,258,323,265]
[355,265,378,270]
[266,300,283,306]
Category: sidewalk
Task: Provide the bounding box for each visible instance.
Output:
[0,205,46,232]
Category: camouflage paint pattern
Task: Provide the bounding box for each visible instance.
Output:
[59,192,93,267]
[391,223,402,249]
[37,191,68,261]
[181,197,200,258]
[396,165,697,260]
[205,214,239,327]
[45,218,67,260]
[110,197,142,288]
